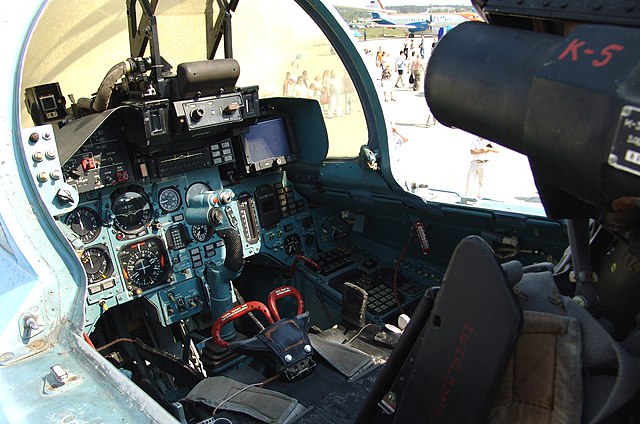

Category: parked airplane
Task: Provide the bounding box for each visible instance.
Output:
[333,0,475,35]
[370,11,467,34]
[1,0,639,423]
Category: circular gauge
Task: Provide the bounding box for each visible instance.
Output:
[284,234,302,256]
[118,237,170,290]
[158,187,182,213]
[191,224,213,243]
[185,182,211,207]
[111,189,152,234]
[65,207,101,243]
[81,246,113,283]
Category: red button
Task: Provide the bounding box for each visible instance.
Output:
[82,157,96,171]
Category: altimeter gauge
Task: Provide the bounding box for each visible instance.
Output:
[81,246,113,283]
[65,207,101,243]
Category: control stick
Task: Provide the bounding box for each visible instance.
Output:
[204,228,245,342]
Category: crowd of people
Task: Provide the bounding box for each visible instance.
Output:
[281,35,502,201]
[280,36,437,118]
[282,66,355,118]
[373,36,435,96]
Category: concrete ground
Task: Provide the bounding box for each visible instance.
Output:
[358,36,543,214]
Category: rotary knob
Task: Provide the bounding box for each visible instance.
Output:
[208,208,225,226]
[190,108,206,122]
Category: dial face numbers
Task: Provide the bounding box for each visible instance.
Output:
[185,182,211,207]
[284,234,302,256]
[111,189,152,234]
[118,237,170,290]
[158,187,182,213]
[65,207,101,243]
[191,224,213,243]
[81,246,113,283]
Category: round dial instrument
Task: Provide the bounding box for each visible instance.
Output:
[111,188,152,234]
[81,246,113,283]
[186,182,211,207]
[118,237,170,290]
[158,187,182,213]
[191,224,213,243]
[65,207,101,243]
[284,234,302,256]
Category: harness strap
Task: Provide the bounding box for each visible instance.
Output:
[186,376,304,424]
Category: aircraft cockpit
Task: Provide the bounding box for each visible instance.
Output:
[3,0,640,423]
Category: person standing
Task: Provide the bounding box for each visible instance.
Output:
[410,51,424,91]
[283,72,294,96]
[419,35,425,59]
[376,47,384,69]
[342,71,355,114]
[327,69,343,117]
[394,50,406,87]
[465,136,499,200]
[292,76,308,98]
[380,64,395,102]
[390,126,409,186]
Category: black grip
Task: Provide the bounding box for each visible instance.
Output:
[217,228,245,272]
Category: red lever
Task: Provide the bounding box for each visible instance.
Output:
[211,301,274,347]
[267,286,305,321]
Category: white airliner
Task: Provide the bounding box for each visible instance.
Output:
[333,0,478,36]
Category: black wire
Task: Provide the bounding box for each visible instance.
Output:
[392,225,415,315]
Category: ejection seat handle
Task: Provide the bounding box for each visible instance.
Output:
[211,301,275,348]
[267,286,305,322]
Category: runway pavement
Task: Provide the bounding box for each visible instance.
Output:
[357,36,544,215]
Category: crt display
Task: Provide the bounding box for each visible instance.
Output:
[243,117,292,167]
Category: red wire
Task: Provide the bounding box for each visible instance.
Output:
[286,254,320,278]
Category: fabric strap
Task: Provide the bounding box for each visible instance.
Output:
[186,376,303,424]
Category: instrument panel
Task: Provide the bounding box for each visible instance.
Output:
[55,113,317,331]
[62,123,132,193]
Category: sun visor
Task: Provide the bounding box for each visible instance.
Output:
[55,106,130,165]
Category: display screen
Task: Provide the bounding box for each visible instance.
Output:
[243,117,294,171]
[39,94,57,112]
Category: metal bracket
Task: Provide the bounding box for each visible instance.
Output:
[126,0,164,86]
[19,313,44,341]
[206,0,239,60]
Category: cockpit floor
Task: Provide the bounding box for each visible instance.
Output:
[196,357,382,423]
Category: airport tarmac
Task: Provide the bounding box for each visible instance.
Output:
[357,36,543,214]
